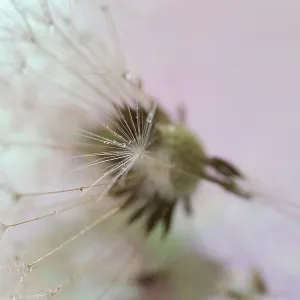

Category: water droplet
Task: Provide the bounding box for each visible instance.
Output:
[0,222,7,239]
[146,112,154,123]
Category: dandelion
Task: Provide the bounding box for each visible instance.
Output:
[0,0,298,299]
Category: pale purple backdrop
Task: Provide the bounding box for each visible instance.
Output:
[115,1,300,299]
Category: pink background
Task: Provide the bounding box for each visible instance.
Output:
[116,0,300,298]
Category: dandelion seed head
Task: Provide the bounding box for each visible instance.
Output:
[2,0,297,299]
[0,0,225,299]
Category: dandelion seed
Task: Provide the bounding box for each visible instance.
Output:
[28,205,121,268]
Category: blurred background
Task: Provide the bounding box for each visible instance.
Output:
[117,0,300,298]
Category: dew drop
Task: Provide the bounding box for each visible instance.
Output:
[146,112,154,123]
[0,222,7,239]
